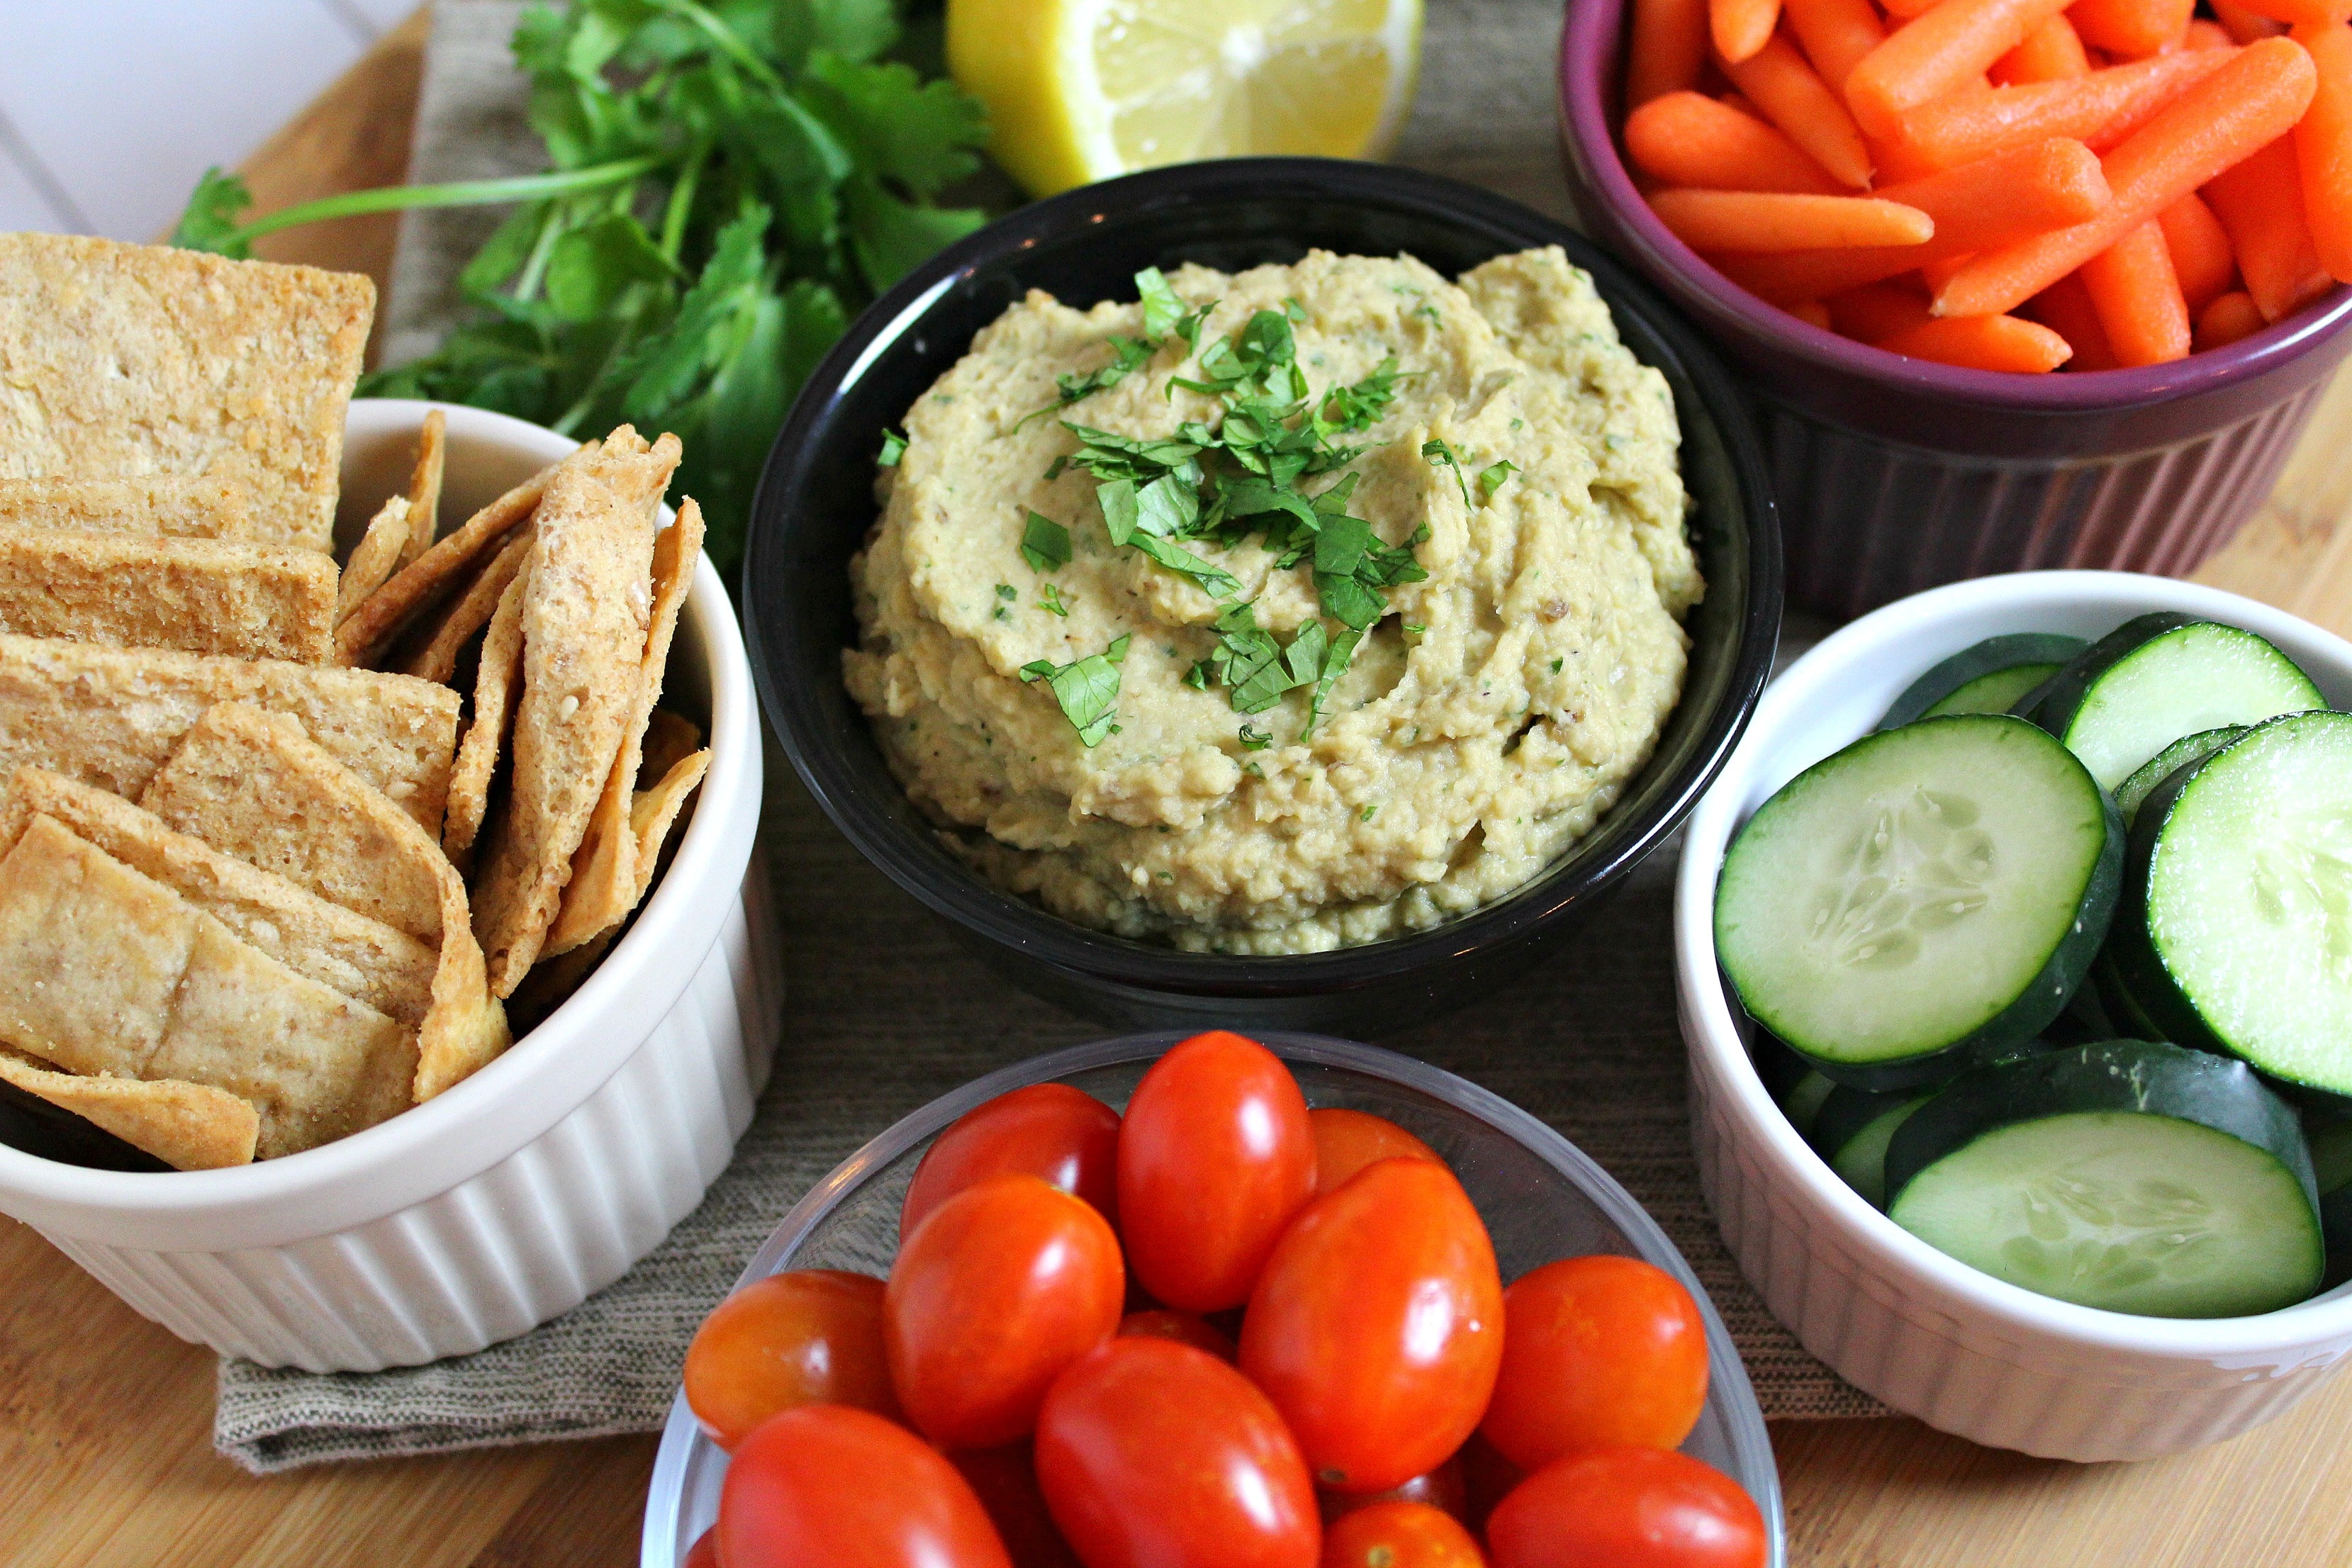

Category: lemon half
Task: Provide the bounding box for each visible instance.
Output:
[948,0,1425,198]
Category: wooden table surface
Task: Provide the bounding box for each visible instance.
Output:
[9,12,2352,1567]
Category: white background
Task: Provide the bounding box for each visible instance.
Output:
[0,0,416,242]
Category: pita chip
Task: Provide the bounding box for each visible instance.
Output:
[401,408,446,568]
[0,476,252,540]
[545,496,704,956]
[444,555,529,867]
[0,634,459,834]
[0,766,434,1026]
[335,495,411,623]
[637,709,702,788]
[472,429,677,995]
[630,748,710,901]
[0,234,371,552]
[0,525,335,662]
[335,457,561,668]
[399,527,531,687]
[0,1044,258,1171]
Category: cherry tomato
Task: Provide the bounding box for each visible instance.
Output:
[904,1084,1121,1238]
[1240,1158,1503,1493]
[1035,1336,1321,1568]
[684,1528,722,1568]
[1320,1501,1485,1568]
[684,1269,899,1450]
[1309,1107,1439,1196]
[1484,1447,1766,1568]
[717,1404,1012,1568]
[1117,1030,1314,1312]
[1116,1307,1237,1360]
[948,1443,1084,1568]
[1319,1457,1466,1525]
[887,1175,1125,1448]
[1479,1255,1709,1469]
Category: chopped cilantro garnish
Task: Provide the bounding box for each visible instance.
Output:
[995,583,1017,600]
[1038,583,1070,617]
[1138,267,1215,349]
[1550,656,1564,673]
[1421,438,1473,508]
[1478,460,1519,500]
[1283,296,1308,323]
[1019,633,1130,746]
[1020,511,1072,573]
[1238,723,1273,750]
[1360,803,1378,822]
[878,428,907,468]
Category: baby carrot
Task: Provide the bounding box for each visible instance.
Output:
[1827,280,1938,338]
[2157,192,2238,313]
[2228,0,2352,26]
[1993,14,2091,82]
[1883,0,1940,18]
[1791,298,1837,328]
[2067,0,2195,60]
[1894,49,2237,169]
[1713,0,1785,63]
[1654,189,1937,249]
[2186,18,2238,47]
[2079,220,2193,363]
[1630,0,1713,106]
[1934,37,2318,316]
[1783,0,1887,91]
[1844,0,2080,139]
[1876,313,2076,368]
[2027,273,2123,367]
[1720,33,1878,186]
[2194,289,2268,347]
[2203,135,2336,320]
[2211,0,2288,40]
[2295,21,2352,283]
[1628,91,1848,191]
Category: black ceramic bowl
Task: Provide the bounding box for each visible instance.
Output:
[743,157,1781,1036]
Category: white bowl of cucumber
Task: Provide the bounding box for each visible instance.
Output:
[1676,569,2352,1462]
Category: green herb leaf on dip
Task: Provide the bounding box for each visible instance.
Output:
[1021,511,1072,572]
[1422,437,1472,508]
[878,427,908,467]
[1478,459,1518,499]
[1021,634,1131,747]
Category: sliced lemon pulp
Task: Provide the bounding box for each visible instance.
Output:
[949,0,1424,197]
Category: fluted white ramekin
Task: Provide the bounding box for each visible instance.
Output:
[0,402,778,1372]
[1676,570,2352,1462]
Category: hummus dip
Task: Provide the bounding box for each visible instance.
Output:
[844,246,1701,953]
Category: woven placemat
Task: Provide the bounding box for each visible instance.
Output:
[215,0,1881,1474]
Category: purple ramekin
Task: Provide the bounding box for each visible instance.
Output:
[1560,1,2352,617]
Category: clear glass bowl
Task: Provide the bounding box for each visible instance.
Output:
[638,1031,1784,1566]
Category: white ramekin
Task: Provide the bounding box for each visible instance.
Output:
[1676,569,2352,1462]
[0,401,779,1373]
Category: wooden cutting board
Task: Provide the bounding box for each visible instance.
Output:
[5,10,2352,1567]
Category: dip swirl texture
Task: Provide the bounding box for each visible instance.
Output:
[844,247,1701,953]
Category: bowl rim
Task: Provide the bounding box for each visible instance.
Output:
[0,398,763,1234]
[638,1029,1786,1568]
[1557,1,2352,410]
[743,153,1782,996]
[1674,567,2352,1355]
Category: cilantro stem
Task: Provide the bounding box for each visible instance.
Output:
[510,201,568,305]
[215,157,666,250]
[660,145,710,263]
[654,0,785,91]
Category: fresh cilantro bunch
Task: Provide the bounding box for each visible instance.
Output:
[171,0,992,579]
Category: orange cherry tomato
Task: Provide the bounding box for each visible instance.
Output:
[887,1174,1125,1448]
[1116,1307,1237,1361]
[684,1528,722,1568]
[1320,1501,1486,1568]
[904,1084,1122,1238]
[1309,1107,1439,1196]
[1319,1457,1467,1525]
[1480,1255,1709,1469]
[717,1404,1012,1568]
[1240,1158,1503,1493]
[1484,1447,1766,1568]
[1117,1030,1315,1313]
[1035,1337,1321,1568]
[948,1443,1084,1568]
[684,1270,898,1450]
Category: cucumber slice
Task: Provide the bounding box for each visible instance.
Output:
[1750,1029,1837,1137]
[2112,712,2352,1099]
[1879,634,2089,730]
[1782,1069,1837,1141]
[1886,1040,2324,1317]
[2309,1118,2352,1260]
[2034,613,2324,790]
[1813,1084,1934,1207]
[2113,726,2246,829]
[1716,715,2121,1090]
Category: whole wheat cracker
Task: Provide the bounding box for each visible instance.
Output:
[444,554,530,868]
[471,429,678,995]
[545,496,705,956]
[0,766,434,1025]
[334,458,561,668]
[0,634,459,834]
[0,234,371,552]
[335,495,411,624]
[140,703,444,940]
[0,814,416,1158]
[0,476,252,540]
[0,525,335,663]
[398,527,532,686]
[0,1043,258,1171]
[401,409,446,568]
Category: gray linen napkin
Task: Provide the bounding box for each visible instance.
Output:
[215,0,1882,1474]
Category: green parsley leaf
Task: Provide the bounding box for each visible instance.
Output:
[995,583,1017,600]
[1238,723,1273,750]
[1019,634,1131,747]
[1549,656,1564,673]
[1283,296,1309,323]
[169,167,255,257]
[1038,583,1071,617]
[1020,511,1072,572]
[1131,534,1241,598]
[1302,625,1363,739]
[1138,267,1186,340]
[1421,437,1473,508]
[1360,802,1378,822]
[877,427,908,466]
[1478,459,1519,500]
